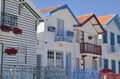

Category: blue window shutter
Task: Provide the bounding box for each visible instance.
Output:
[103,30,108,43]
[117,35,120,44]
[111,60,116,73]
[104,59,108,68]
[118,61,120,73]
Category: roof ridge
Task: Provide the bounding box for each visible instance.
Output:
[40,4,64,14]
[77,13,94,17]
[98,14,115,18]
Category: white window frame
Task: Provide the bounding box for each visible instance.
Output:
[47,50,63,68]
[16,46,27,64]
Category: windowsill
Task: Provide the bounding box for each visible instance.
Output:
[0,29,15,37]
[103,43,109,46]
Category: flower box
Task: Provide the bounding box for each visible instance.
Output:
[13,27,22,34]
[0,26,12,32]
[5,48,17,55]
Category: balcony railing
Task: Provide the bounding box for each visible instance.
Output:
[55,30,73,43]
[80,43,102,55]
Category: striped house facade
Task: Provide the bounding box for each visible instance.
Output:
[0,0,44,71]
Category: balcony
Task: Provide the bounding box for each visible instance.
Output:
[80,43,101,55]
[55,30,74,43]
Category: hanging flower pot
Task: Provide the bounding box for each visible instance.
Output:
[13,27,22,34]
[0,26,12,32]
[88,36,93,40]
[5,48,17,55]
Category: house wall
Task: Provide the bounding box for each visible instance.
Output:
[102,18,120,73]
[37,8,81,70]
[0,0,38,67]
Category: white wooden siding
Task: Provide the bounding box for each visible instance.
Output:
[0,0,38,67]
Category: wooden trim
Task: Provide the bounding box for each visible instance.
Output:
[80,43,102,55]
[80,14,105,34]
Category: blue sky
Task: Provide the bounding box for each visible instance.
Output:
[32,0,120,17]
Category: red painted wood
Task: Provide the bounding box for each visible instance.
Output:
[80,43,101,55]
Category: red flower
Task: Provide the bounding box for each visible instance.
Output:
[1,26,12,32]
[13,27,22,34]
[5,48,17,55]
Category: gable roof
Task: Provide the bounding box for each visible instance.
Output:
[40,5,62,14]
[97,14,115,25]
[98,14,120,30]
[77,14,94,25]
[20,0,45,21]
[40,4,80,25]
[77,14,105,34]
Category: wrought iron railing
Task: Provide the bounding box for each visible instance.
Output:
[80,43,102,55]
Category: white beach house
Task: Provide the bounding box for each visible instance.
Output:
[98,14,120,74]
[0,0,44,79]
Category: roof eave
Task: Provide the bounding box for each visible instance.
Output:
[50,4,80,25]
[20,0,45,22]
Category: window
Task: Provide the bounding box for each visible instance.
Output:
[102,30,108,43]
[56,52,62,67]
[117,35,120,44]
[48,26,56,32]
[47,51,54,67]
[16,46,27,64]
[92,59,97,70]
[47,50,63,68]
[104,59,108,68]
[57,19,64,36]
[3,12,18,27]
[67,31,74,37]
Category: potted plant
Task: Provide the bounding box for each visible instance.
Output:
[88,36,93,40]
[5,48,17,55]
[13,27,22,34]
[0,26,12,32]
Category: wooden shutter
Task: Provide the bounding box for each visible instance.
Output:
[103,30,108,43]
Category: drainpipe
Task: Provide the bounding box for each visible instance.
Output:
[0,0,5,78]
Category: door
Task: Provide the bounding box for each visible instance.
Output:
[66,53,71,73]
[111,60,116,73]
[36,55,42,79]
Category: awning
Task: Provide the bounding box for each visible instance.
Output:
[100,68,114,73]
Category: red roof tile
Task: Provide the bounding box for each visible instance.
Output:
[40,5,63,14]
[97,14,114,24]
[76,14,94,24]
